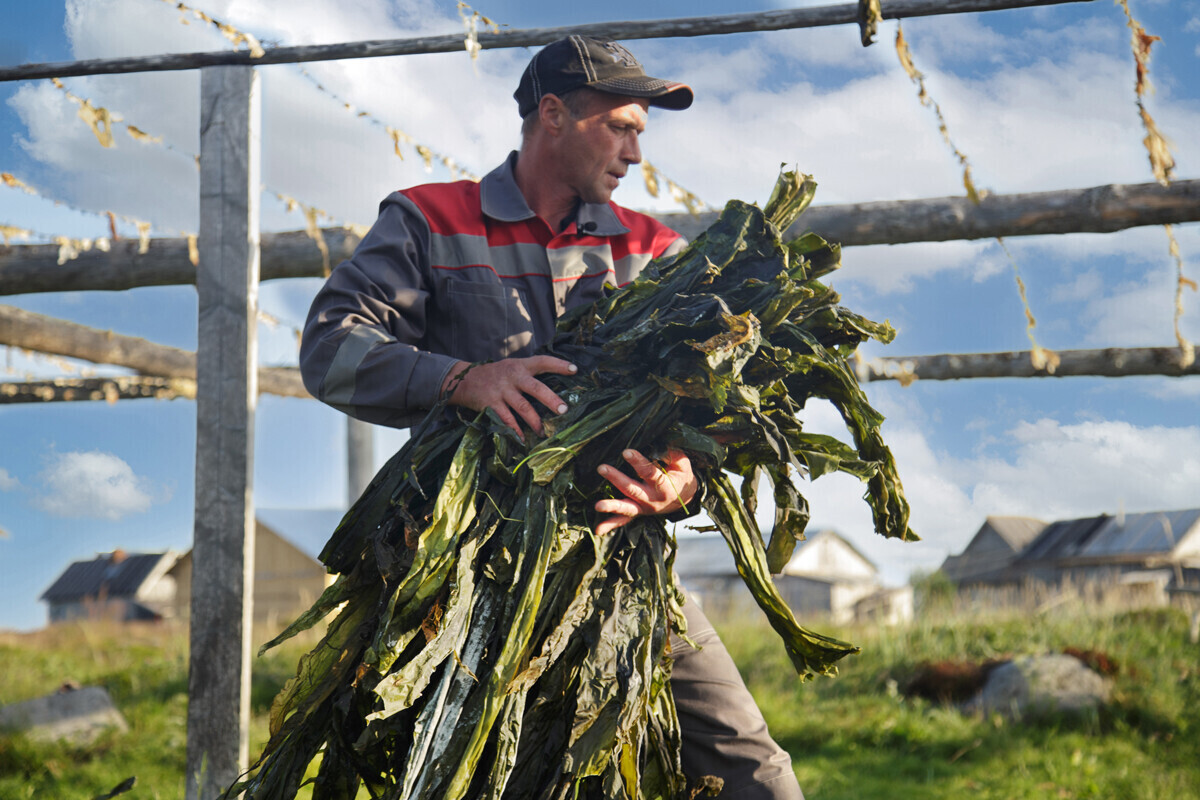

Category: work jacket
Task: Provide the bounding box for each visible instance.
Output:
[300,152,685,428]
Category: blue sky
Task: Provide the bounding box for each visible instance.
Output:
[1,0,1198,631]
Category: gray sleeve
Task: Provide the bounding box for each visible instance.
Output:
[299,192,459,429]
[660,234,687,260]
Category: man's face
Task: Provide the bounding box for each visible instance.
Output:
[557,93,649,206]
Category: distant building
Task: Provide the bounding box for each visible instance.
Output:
[40,549,181,623]
[40,509,345,633]
[674,529,912,624]
[941,508,1200,598]
[940,516,1047,585]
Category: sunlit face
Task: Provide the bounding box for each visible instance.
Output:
[556,93,649,206]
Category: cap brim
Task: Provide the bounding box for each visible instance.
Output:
[591,77,694,111]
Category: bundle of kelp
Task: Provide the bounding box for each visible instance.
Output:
[230,171,915,800]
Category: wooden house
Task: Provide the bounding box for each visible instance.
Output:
[674,529,912,624]
[40,509,345,633]
[939,516,1047,585]
[168,509,343,631]
[40,549,181,623]
[1010,508,1200,590]
[942,508,1200,601]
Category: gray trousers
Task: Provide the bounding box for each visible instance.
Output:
[669,596,805,800]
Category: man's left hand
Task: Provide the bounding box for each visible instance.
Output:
[594,448,699,536]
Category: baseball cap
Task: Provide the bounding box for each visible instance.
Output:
[514,35,694,118]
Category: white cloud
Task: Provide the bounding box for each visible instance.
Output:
[966,418,1200,517]
[0,469,18,491]
[833,239,1003,294]
[34,451,158,520]
[11,0,1196,248]
[790,395,1200,586]
[1076,272,1200,348]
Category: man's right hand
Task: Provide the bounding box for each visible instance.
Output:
[441,357,578,439]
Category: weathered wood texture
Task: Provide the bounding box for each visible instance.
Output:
[0,304,307,397]
[0,227,362,295]
[663,179,1200,244]
[0,0,1091,82]
[3,180,1195,296]
[0,375,195,404]
[2,331,1190,402]
[347,416,376,506]
[185,65,259,800]
[864,346,1200,381]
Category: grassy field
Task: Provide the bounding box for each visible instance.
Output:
[1,602,1197,799]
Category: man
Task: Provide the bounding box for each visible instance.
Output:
[300,35,803,800]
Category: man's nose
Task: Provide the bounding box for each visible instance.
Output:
[622,132,642,164]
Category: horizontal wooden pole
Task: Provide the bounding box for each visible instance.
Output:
[864,346,1199,381]
[3,179,1195,296]
[0,304,308,398]
[0,227,361,295]
[3,302,1195,407]
[663,178,1200,245]
[0,375,196,404]
[0,0,1091,82]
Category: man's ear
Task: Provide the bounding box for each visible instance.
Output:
[538,94,568,135]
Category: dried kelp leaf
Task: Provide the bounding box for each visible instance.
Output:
[0,225,32,245]
[858,0,882,47]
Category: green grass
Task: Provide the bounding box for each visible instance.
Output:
[1,606,1198,799]
[0,622,307,799]
[717,604,1200,800]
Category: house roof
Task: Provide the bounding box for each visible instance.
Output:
[1016,508,1200,563]
[673,529,874,581]
[982,516,1047,551]
[255,508,346,562]
[40,551,178,603]
[673,534,736,578]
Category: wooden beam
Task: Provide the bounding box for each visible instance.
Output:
[3,341,1195,410]
[0,0,1092,82]
[0,375,195,404]
[863,346,1200,381]
[0,305,308,398]
[185,65,260,800]
[662,178,1200,245]
[0,227,363,296]
[347,416,375,507]
[3,180,1196,296]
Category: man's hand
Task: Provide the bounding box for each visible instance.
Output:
[594,448,699,536]
[442,357,577,438]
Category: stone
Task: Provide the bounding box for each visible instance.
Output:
[961,653,1112,719]
[0,685,128,744]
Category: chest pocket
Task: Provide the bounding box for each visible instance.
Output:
[448,281,535,361]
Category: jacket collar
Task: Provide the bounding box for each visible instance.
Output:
[480,151,630,236]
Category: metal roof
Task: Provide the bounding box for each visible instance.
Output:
[40,552,176,602]
[1080,509,1200,558]
[982,516,1047,551]
[1016,508,1200,562]
[1017,515,1108,562]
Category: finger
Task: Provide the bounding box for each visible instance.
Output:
[518,375,569,417]
[528,356,579,377]
[594,497,643,517]
[492,404,525,441]
[597,463,652,503]
[595,513,635,537]
[621,448,664,482]
[505,391,544,437]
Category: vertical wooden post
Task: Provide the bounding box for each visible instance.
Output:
[186,65,260,800]
[347,416,375,506]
